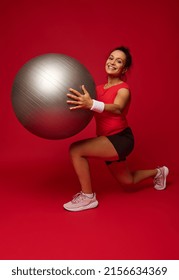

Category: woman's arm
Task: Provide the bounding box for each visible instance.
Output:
[104,88,131,114]
[67,85,130,115]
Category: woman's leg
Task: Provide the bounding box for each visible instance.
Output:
[107,161,158,185]
[108,161,169,191]
[64,137,169,211]
[69,136,119,194]
[63,136,119,211]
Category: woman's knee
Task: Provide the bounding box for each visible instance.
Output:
[70,142,79,156]
[112,173,134,185]
[108,164,135,185]
[69,141,84,158]
[119,176,134,185]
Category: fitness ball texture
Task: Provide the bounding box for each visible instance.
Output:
[12,54,96,139]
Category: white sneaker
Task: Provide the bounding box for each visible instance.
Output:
[63,192,98,212]
[154,166,169,190]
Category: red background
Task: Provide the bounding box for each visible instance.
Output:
[0,0,179,259]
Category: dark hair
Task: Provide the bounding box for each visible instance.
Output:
[110,46,132,69]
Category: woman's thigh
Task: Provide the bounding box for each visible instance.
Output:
[70,136,119,161]
[107,161,133,185]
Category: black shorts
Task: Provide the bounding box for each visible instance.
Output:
[105,127,134,165]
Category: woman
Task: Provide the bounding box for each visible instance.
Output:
[63,46,169,212]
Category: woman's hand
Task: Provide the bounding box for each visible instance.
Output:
[67,85,93,110]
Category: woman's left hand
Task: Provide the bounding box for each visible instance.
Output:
[67,85,93,110]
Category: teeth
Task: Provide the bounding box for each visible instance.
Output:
[108,65,116,70]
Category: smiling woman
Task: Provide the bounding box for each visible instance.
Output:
[63,46,169,212]
[105,47,132,83]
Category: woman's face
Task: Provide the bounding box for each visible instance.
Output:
[105,50,127,77]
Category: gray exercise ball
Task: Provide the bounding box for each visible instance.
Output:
[11,53,96,139]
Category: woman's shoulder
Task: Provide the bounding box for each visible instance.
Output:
[117,82,130,90]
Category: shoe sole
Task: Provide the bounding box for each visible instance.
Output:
[63,200,99,212]
[154,166,169,190]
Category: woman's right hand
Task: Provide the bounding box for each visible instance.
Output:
[67,85,93,110]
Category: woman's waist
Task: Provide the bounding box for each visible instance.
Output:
[96,121,129,136]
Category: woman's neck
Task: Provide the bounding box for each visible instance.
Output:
[105,77,123,88]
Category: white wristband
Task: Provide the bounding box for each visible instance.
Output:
[90,99,105,113]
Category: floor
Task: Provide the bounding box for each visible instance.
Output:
[0,157,178,260]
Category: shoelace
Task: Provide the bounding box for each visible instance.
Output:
[72,192,86,203]
[154,169,163,185]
